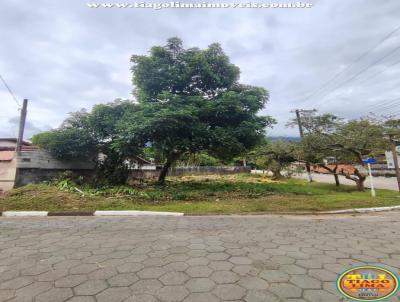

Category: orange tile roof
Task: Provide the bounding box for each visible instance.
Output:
[312,164,356,174]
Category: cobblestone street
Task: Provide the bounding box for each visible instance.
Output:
[0,212,399,302]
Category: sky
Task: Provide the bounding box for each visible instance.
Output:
[1,0,400,139]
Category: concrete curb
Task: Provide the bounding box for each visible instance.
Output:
[323,205,400,214]
[2,211,49,217]
[94,210,184,216]
[1,206,400,217]
[0,210,184,217]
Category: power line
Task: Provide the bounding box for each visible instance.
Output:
[311,44,400,107]
[0,73,21,109]
[365,97,400,112]
[361,100,400,117]
[354,56,400,86]
[371,105,400,116]
[307,56,400,108]
[301,24,400,105]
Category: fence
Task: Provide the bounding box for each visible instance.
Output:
[127,165,251,183]
[14,150,95,187]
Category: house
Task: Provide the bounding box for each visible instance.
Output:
[0,138,36,192]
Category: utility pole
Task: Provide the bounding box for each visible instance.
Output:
[388,134,400,192]
[295,109,313,182]
[16,99,28,153]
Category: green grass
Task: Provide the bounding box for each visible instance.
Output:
[1,174,399,214]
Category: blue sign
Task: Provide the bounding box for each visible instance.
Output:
[362,158,377,164]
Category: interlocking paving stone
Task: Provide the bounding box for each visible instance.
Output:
[156,285,189,302]
[0,213,399,301]
[67,297,96,302]
[0,289,15,302]
[74,280,108,295]
[269,283,302,298]
[259,270,290,282]
[185,278,215,292]
[303,289,342,302]
[96,287,131,302]
[0,277,33,290]
[138,267,166,279]
[35,288,73,302]
[160,272,189,285]
[244,290,281,302]
[290,275,322,289]
[183,292,219,302]
[108,273,139,287]
[185,266,212,278]
[130,279,163,294]
[212,284,246,300]
[55,275,88,288]
[208,260,234,271]
[210,270,240,284]
[238,276,269,290]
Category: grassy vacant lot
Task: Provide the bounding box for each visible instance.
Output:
[1,174,399,214]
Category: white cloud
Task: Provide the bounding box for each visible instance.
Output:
[1,0,400,139]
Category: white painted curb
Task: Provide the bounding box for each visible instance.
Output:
[94,210,184,216]
[325,205,400,214]
[2,211,49,217]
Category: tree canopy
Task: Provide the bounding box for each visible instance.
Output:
[291,111,390,191]
[33,38,274,184]
[116,37,274,182]
[249,140,297,179]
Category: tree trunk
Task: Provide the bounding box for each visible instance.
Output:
[333,165,340,186]
[272,169,283,179]
[320,164,340,187]
[354,169,366,192]
[341,168,366,192]
[157,153,179,184]
[355,178,365,191]
[305,162,313,182]
[334,173,340,186]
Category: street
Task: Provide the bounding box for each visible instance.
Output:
[295,173,400,191]
[0,213,399,301]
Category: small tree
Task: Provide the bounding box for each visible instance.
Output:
[250,141,297,179]
[289,112,343,185]
[328,120,388,191]
[32,100,141,184]
[289,112,388,191]
[298,134,344,186]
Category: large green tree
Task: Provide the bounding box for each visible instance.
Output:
[116,37,274,183]
[33,38,274,184]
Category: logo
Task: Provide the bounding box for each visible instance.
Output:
[337,266,399,301]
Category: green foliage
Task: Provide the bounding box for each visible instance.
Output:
[32,127,97,160]
[32,101,141,184]
[119,37,275,182]
[32,38,274,184]
[250,141,297,178]
[2,174,399,213]
[292,111,390,191]
[332,120,388,162]
[177,152,222,166]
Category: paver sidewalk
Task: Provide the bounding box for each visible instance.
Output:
[0,213,399,301]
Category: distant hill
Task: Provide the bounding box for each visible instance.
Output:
[269,136,301,142]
